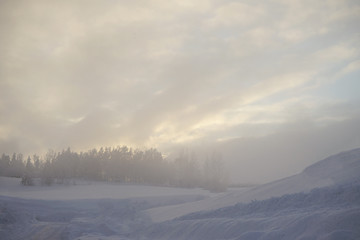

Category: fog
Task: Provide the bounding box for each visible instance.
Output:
[1,0,360,183]
[220,115,360,183]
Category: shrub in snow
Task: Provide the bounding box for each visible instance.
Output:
[21,175,33,186]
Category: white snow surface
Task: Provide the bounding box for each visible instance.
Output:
[0,177,213,200]
[1,148,360,239]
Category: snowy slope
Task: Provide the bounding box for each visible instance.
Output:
[141,149,360,239]
[303,147,360,184]
[143,182,360,240]
[146,148,360,222]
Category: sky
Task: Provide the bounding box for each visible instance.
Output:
[1,0,360,183]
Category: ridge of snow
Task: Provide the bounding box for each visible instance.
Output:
[303,148,360,183]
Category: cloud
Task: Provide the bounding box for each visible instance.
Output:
[175,99,360,183]
[206,2,266,27]
[340,60,360,75]
[0,0,359,187]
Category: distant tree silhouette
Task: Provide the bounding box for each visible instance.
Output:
[41,149,56,185]
[0,153,10,176]
[8,153,24,178]
[1,146,228,191]
[21,156,34,186]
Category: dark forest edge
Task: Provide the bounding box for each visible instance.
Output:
[0,146,227,192]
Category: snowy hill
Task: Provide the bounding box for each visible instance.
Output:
[303,147,360,184]
[146,148,360,222]
[234,147,360,202]
[141,149,360,240]
[144,182,360,240]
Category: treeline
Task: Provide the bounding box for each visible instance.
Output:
[0,146,227,192]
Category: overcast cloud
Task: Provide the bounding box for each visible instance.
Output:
[1,0,359,182]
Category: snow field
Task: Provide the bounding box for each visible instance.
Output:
[1,148,360,239]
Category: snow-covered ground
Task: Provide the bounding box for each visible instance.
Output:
[1,148,360,239]
[0,177,213,201]
[0,180,214,240]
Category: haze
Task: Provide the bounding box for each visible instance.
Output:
[1,0,359,183]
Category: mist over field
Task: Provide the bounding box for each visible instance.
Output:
[1,0,360,239]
